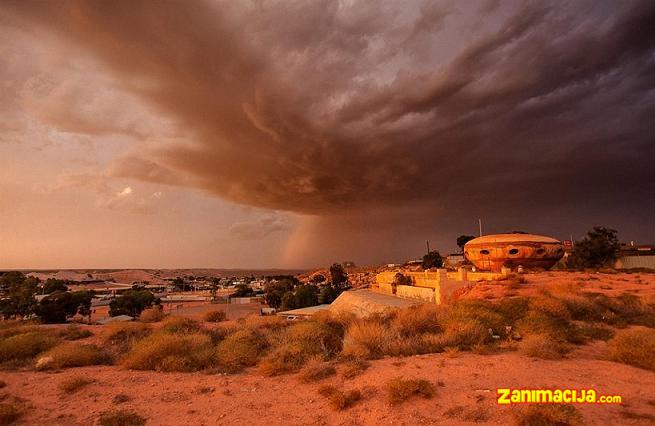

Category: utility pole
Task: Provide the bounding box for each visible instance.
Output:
[426,240,430,255]
[478,218,483,237]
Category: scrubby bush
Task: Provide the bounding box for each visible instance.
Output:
[608,327,655,371]
[386,378,435,405]
[520,334,568,360]
[0,402,23,425]
[139,307,165,323]
[513,404,582,426]
[215,329,268,373]
[298,358,336,383]
[58,325,93,340]
[342,320,394,359]
[341,359,370,379]
[98,410,146,426]
[38,342,111,370]
[58,376,94,393]
[159,316,201,334]
[0,331,58,363]
[103,322,152,354]
[123,332,215,372]
[318,385,361,410]
[203,310,227,323]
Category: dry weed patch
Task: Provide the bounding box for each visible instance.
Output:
[215,329,268,373]
[123,332,214,372]
[0,331,59,364]
[98,410,146,426]
[139,308,165,323]
[39,342,111,370]
[608,327,655,371]
[58,376,93,394]
[203,310,227,323]
[386,377,435,405]
[298,358,336,383]
[317,385,362,410]
[512,404,582,426]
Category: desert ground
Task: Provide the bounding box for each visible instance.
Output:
[1,271,654,425]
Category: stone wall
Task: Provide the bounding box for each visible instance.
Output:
[396,285,435,302]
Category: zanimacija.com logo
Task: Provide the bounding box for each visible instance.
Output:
[497,388,622,405]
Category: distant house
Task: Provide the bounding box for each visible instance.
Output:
[616,243,655,269]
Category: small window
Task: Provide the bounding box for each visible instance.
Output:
[509,248,519,255]
[480,249,490,255]
[536,248,545,255]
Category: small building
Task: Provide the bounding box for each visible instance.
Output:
[616,244,655,269]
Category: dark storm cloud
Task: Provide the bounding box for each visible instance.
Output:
[3,0,655,258]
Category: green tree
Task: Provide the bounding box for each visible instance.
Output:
[0,272,39,319]
[37,291,93,324]
[231,283,254,298]
[318,285,339,304]
[329,263,348,286]
[293,285,319,309]
[456,235,476,252]
[422,251,443,269]
[41,278,69,294]
[109,290,155,317]
[280,291,296,311]
[568,227,620,268]
[264,278,297,309]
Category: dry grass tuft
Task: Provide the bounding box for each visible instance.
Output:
[260,321,343,375]
[386,377,435,405]
[341,320,394,359]
[0,402,23,425]
[160,316,201,334]
[58,376,94,394]
[203,310,227,323]
[215,329,268,373]
[317,385,362,410]
[0,331,59,364]
[608,327,655,371]
[112,394,132,404]
[512,404,583,426]
[39,342,111,370]
[103,322,152,354]
[520,334,568,360]
[123,332,215,372]
[139,308,165,323]
[298,358,336,383]
[98,410,146,426]
[58,325,93,341]
[341,359,370,379]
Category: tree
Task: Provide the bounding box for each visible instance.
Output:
[422,251,443,269]
[41,278,68,294]
[310,274,326,284]
[109,290,155,317]
[456,235,476,252]
[329,263,348,286]
[280,291,296,311]
[231,283,254,298]
[37,291,93,324]
[568,227,620,268]
[293,285,319,309]
[264,278,297,309]
[0,272,38,319]
[318,285,339,304]
[172,277,186,292]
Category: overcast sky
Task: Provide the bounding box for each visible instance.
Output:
[1,0,654,269]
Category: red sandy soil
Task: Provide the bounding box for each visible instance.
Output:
[2,345,654,425]
[3,271,654,425]
[460,271,655,301]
